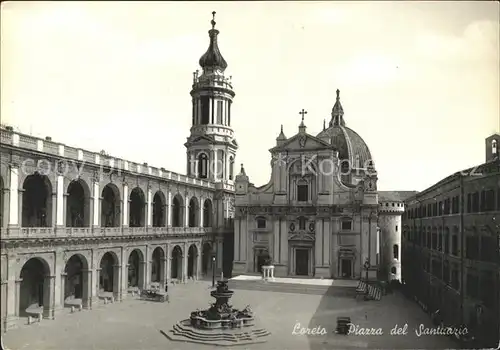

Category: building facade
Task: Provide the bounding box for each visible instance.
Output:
[401,133,500,348]
[0,13,235,332]
[233,91,379,279]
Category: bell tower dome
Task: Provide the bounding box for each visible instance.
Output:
[185,11,238,184]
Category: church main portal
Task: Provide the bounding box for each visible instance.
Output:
[295,249,309,276]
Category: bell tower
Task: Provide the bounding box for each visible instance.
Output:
[185,11,238,184]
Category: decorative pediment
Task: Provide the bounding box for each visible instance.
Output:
[187,135,215,145]
[288,231,315,241]
[270,133,332,152]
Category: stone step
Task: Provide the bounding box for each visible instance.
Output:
[227,280,355,297]
[167,322,271,344]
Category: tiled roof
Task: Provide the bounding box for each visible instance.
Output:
[378,191,419,202]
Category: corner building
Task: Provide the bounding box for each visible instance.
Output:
[402,133,500,348]
[0,14,236,332]
[233,91,379,279]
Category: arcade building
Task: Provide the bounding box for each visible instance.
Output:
[0,13,236,332]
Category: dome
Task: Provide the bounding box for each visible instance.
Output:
[198,12,228,71]
[317,125,373,169]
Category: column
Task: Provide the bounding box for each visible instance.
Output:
[56,175,64,227]
[112,265,121,301]
[51,191,57,228]
[14,278,22,317]
[147,186,152,228]
[140,261,147,290]
[8,164,19,228]
[43,275,56,319]
[234,218,240,261]
[2,187,10,230]
[190,153,196,177]
[183,243,188,282]
[60,273,67,307]
[122,183,129,227]
[167,191,172,227]
[197,101,202,125]
[93,182,100,228]
[95,268,101,296]
[160,258,167,289]
[166,245,171,284]
[199,196,204,228]
[184,204,189,227]
[273,220,280,264]
[62,193,67,228]
[212,150,218,182]
[315,220,323,267]
[82,269,92,309]
[209,97,213,124]
[196,248,202,280]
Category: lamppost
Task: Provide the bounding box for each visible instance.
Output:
[212,253,216,288]
[364,258,370,283]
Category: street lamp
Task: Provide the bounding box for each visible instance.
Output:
[364,258,370,283]
[212,253,216,288]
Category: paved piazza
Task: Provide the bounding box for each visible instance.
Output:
[3,280,458,350]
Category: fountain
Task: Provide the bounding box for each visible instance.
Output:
[162,279,271,346]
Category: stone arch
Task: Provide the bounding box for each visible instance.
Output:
[22,172,53,227]
[203,198,213,228]
[172,194,184,227]
[19,256,52,317]
[151,247,165,284]
[63,253,90,307]
[129,187,146,227]
[188,197,199,227]
[198,152,209,179]
[187,244,198,279]
[101,183,121,227]
[170,245,183,280]
[66,179,91,227]
[98,251,120,298]
[127,249,144,289]
[201,242,212,275]
[0,175,4,228]
[152,191,166,227]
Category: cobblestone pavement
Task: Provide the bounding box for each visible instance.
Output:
[2,281,459,350]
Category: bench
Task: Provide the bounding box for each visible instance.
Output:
[25,304,43,325]
[355,281,367,298]
[363,285,382,301]
[140,289,168,303]
[64,297,83,313]
[98,292,114,304]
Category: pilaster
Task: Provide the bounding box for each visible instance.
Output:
[122,183,129,227]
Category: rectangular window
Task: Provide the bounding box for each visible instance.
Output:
[298,217,307,230]
[297,184,308,202]
[444,233,450,254]
[432,232,437,250]
[451,235,458,256]
[341,220,352,231]
[467,193,472,213]
[200,96,210,124]
[438,201,443,216]
[395,225,398,232]
[216,100,223,124]
[482,189,495,211]
[451,269,459,290]
[257,218,266,229]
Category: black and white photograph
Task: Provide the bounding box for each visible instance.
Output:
[0,2,499,349]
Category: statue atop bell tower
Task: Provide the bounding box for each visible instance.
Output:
[185,11,238,184]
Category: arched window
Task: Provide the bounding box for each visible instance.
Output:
[297,179,308,202]
[229,156,234,180]
[393,244,399,260]
[492,139,498,155]
[298,216,307,230]
[256,216,266,229]
[198,153,208,179]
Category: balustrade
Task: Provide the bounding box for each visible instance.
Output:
[1,225,212,239]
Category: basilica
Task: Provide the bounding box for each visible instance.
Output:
[233,91,380,279]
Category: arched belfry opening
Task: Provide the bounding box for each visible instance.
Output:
[22,173,53,227]
[198,153,209,179]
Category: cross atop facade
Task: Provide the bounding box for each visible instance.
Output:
[299,109,308,121]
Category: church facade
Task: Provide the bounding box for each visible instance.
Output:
[233,92,379,279]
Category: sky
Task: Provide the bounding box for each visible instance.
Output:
[1,1,499,191]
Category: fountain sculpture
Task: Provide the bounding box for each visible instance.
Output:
[163,280,271,346]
